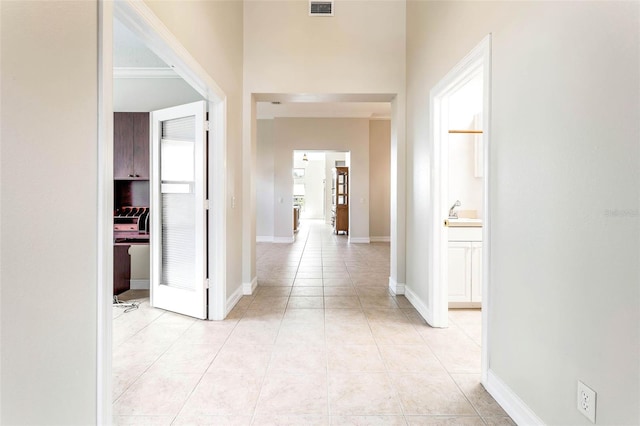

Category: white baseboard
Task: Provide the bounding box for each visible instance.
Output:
[225,284,244,316]
[130,279,149,290]
[349,237,370,244]
[484,370,545,425]
[370,236,390,243]
[405,285,440,327]
[243,276,257,295]
[273,236,294,243]
[388,276,405,295]
[256,236,274,243]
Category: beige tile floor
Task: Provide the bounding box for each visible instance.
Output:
[112,220,514,425]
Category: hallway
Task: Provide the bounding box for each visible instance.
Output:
[112,221,512,425]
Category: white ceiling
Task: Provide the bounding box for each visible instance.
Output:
[113,18,168,68]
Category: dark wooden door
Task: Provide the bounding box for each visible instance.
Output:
[114,113,134,179]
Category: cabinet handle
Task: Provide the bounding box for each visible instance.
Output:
[135,174,140,177]
[128,174,134,177]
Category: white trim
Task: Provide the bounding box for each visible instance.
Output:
[480,34,493,385]
[370,236,390,243]
[256,236,274,243]
[97,2,114,424]
[208,98,227,321]
[388,276,405,295]
[404,285,446,327]
[429,79,448,328]
[484,370,545,425]
[225,284,244,316]
[448,301,481,309]
[389,95,406,326]
[274,236,295,243]
[348,237,370,244]
[113,66,179,79]
[129,279,150,290]
[243,277,258,295]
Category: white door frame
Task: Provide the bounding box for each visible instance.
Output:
[428,35,492,383]
[97,1,227,422]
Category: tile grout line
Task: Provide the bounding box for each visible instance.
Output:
[112,311,196,407]
[169,310,250,424]
[409,311,486,421]
[321,229,332,420]
[252,223,310,423]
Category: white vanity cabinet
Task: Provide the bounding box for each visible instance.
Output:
[448,226,482,307]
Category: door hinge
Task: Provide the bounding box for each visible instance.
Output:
[205,278,210,289]
[205,199,210,210]
[205,120,211,131]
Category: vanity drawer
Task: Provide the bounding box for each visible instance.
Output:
[448,227,482,242]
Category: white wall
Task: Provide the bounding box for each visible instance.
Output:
[144,0,245,303]
[447,126,483,218]
[448,74,483,218]
[243,0,406,284]
[299,158,326,219]
[369,120,391,239]
[256,121,392,241]
[1,1,98,423]
[447,124,483,218]
[256,120,275,239]
[129,245,150,283]
[406,1,639,424]
[244,0,406,94]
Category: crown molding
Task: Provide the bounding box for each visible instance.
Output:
[113,67,179,79]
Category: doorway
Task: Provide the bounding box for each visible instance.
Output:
[98,1,228,421]
[107,0,227,315]
[112,15,205,312]
[292,150,350,234]
[246,96,403,299]
[429,35,491,381]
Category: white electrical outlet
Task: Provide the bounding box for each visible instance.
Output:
[577,380,597,423]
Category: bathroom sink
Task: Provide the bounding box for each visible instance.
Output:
[444,218,483,227]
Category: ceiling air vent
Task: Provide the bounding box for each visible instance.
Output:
[309,1,334,16]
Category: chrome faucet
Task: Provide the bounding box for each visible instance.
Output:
[448,200,461,219]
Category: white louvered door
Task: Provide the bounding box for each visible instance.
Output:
[150,101,207,319]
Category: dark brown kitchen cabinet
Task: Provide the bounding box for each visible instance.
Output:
[114,112,149,180]
[113,245,131,295]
